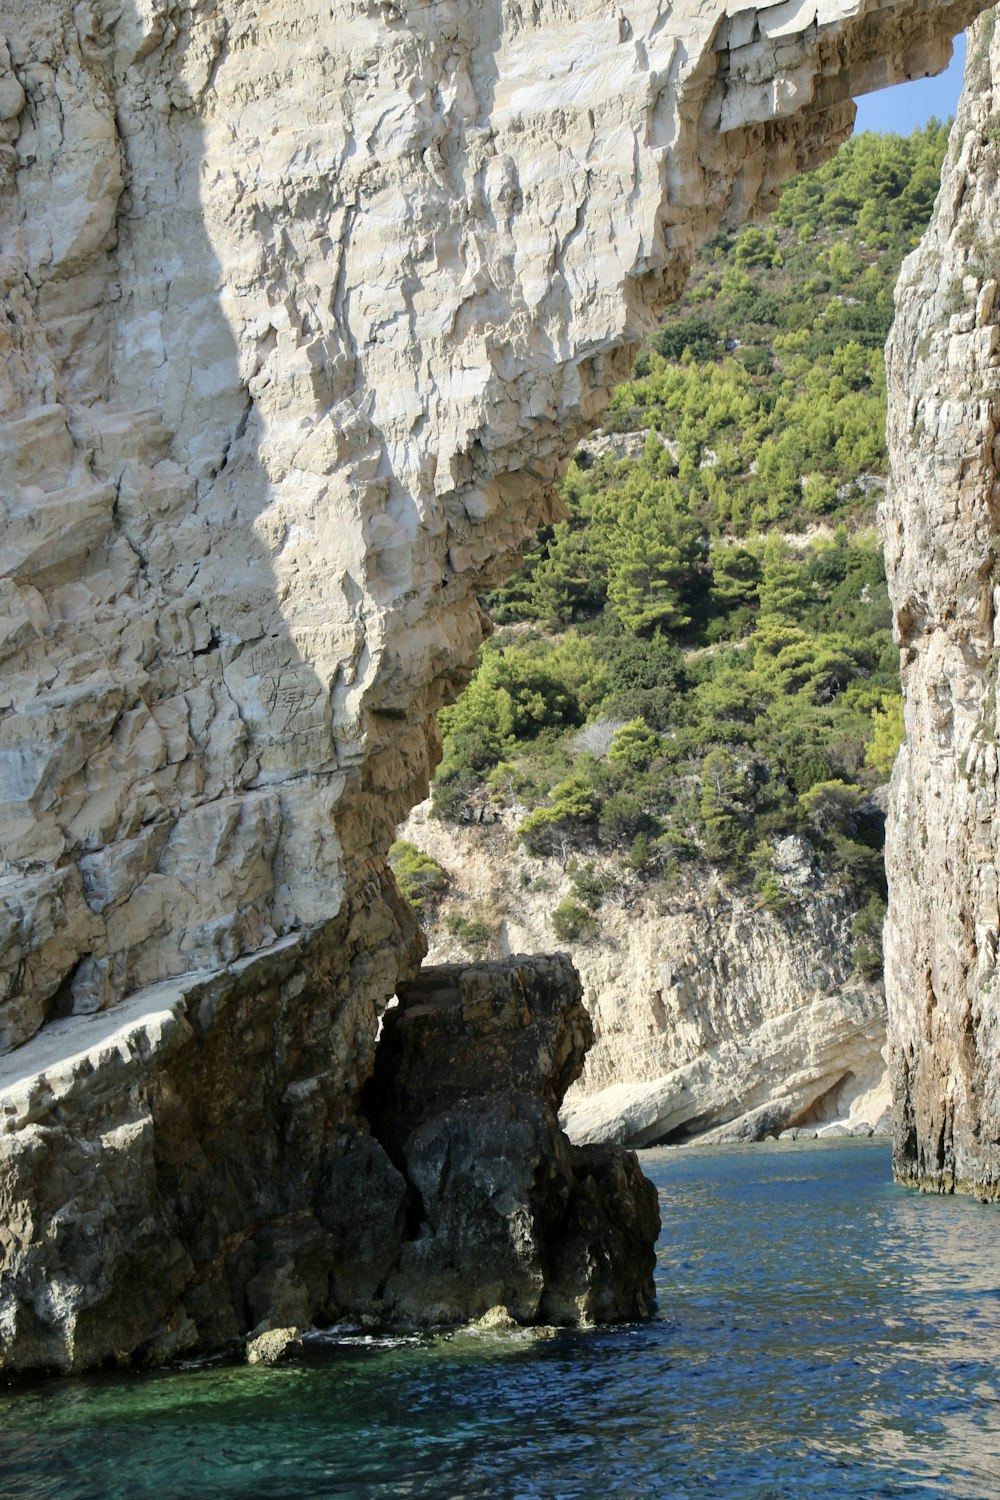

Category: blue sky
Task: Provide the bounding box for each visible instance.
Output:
[853,33,967,133]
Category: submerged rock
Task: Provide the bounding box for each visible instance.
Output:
[475,1306,520,1333]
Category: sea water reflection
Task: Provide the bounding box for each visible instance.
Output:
[650,1140,1000,1498]
[2,1139,999,1499]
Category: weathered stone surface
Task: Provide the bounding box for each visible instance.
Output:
[366,955,595,1157]
[401,806,889,1147]
[883,13,1000,1200]
[0,0,990,1368]
[0,946,655,1371]
[366,958,659,1326]
[246,1327,304,1366]
[0,916,417,1373]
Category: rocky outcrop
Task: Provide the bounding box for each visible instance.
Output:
[365,958,659,1326]
[0,951,656,1372]
[0,0,989,1368]
[0,915,411,1372]
[883,11,1000,1200]
[401,807,889,1146]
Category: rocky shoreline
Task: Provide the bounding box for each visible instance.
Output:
[0,953,658,1375]
[401,806,890,1150]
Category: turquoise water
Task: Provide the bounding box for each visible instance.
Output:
[3,1139,1000,1499]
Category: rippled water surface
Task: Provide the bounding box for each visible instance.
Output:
[4,1140,1000,1499]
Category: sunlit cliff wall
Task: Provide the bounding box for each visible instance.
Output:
[884,8,1000,1200]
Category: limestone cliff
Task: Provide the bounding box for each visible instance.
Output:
[0,0,988,1370]
[884,10,1000,1200]
[401,805,889,1146]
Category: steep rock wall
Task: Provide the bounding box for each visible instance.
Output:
[884,11,1000,1200]
[0,0,988,1367]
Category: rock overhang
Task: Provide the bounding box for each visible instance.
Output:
[0,0,986,1052]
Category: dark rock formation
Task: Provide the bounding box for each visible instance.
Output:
[0,913,412,1374]
[366,957,660,1327]
[0,950,658,1374]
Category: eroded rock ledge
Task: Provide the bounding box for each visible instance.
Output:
[0,0,991,1370]
[0,953,657,1372]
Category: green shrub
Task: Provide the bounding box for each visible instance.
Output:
[626,832,655,872]
[852,894,887,979]
[599,792,654,849]
[388,841,448,909]
[830,833,884,887]
[446,913,492,953]
[652,317,721,363]
[607,718,662,770]
[568,862,605,910]
[865,693,905,777]
[551,899,598,943]
[518,775,600,856]
[430,767,480,823]
[798,779,862,836]
[699,748,750,863]
[754,873,790,912]
[437,641,584,779]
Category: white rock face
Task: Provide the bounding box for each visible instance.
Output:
[402,807,889,1146]
[0,0,987,1367]
[0,0,980,1056]
[883,11,1000,1199]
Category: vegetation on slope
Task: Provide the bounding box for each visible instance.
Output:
[414,124,950,980]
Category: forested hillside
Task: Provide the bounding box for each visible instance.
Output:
[399,125,949,980]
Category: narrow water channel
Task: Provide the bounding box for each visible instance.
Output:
[4,1140,999,1499]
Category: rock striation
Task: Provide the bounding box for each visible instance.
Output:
[0,0,990,1368]
[883,11,1000,1200]
[401,807,889,1146]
